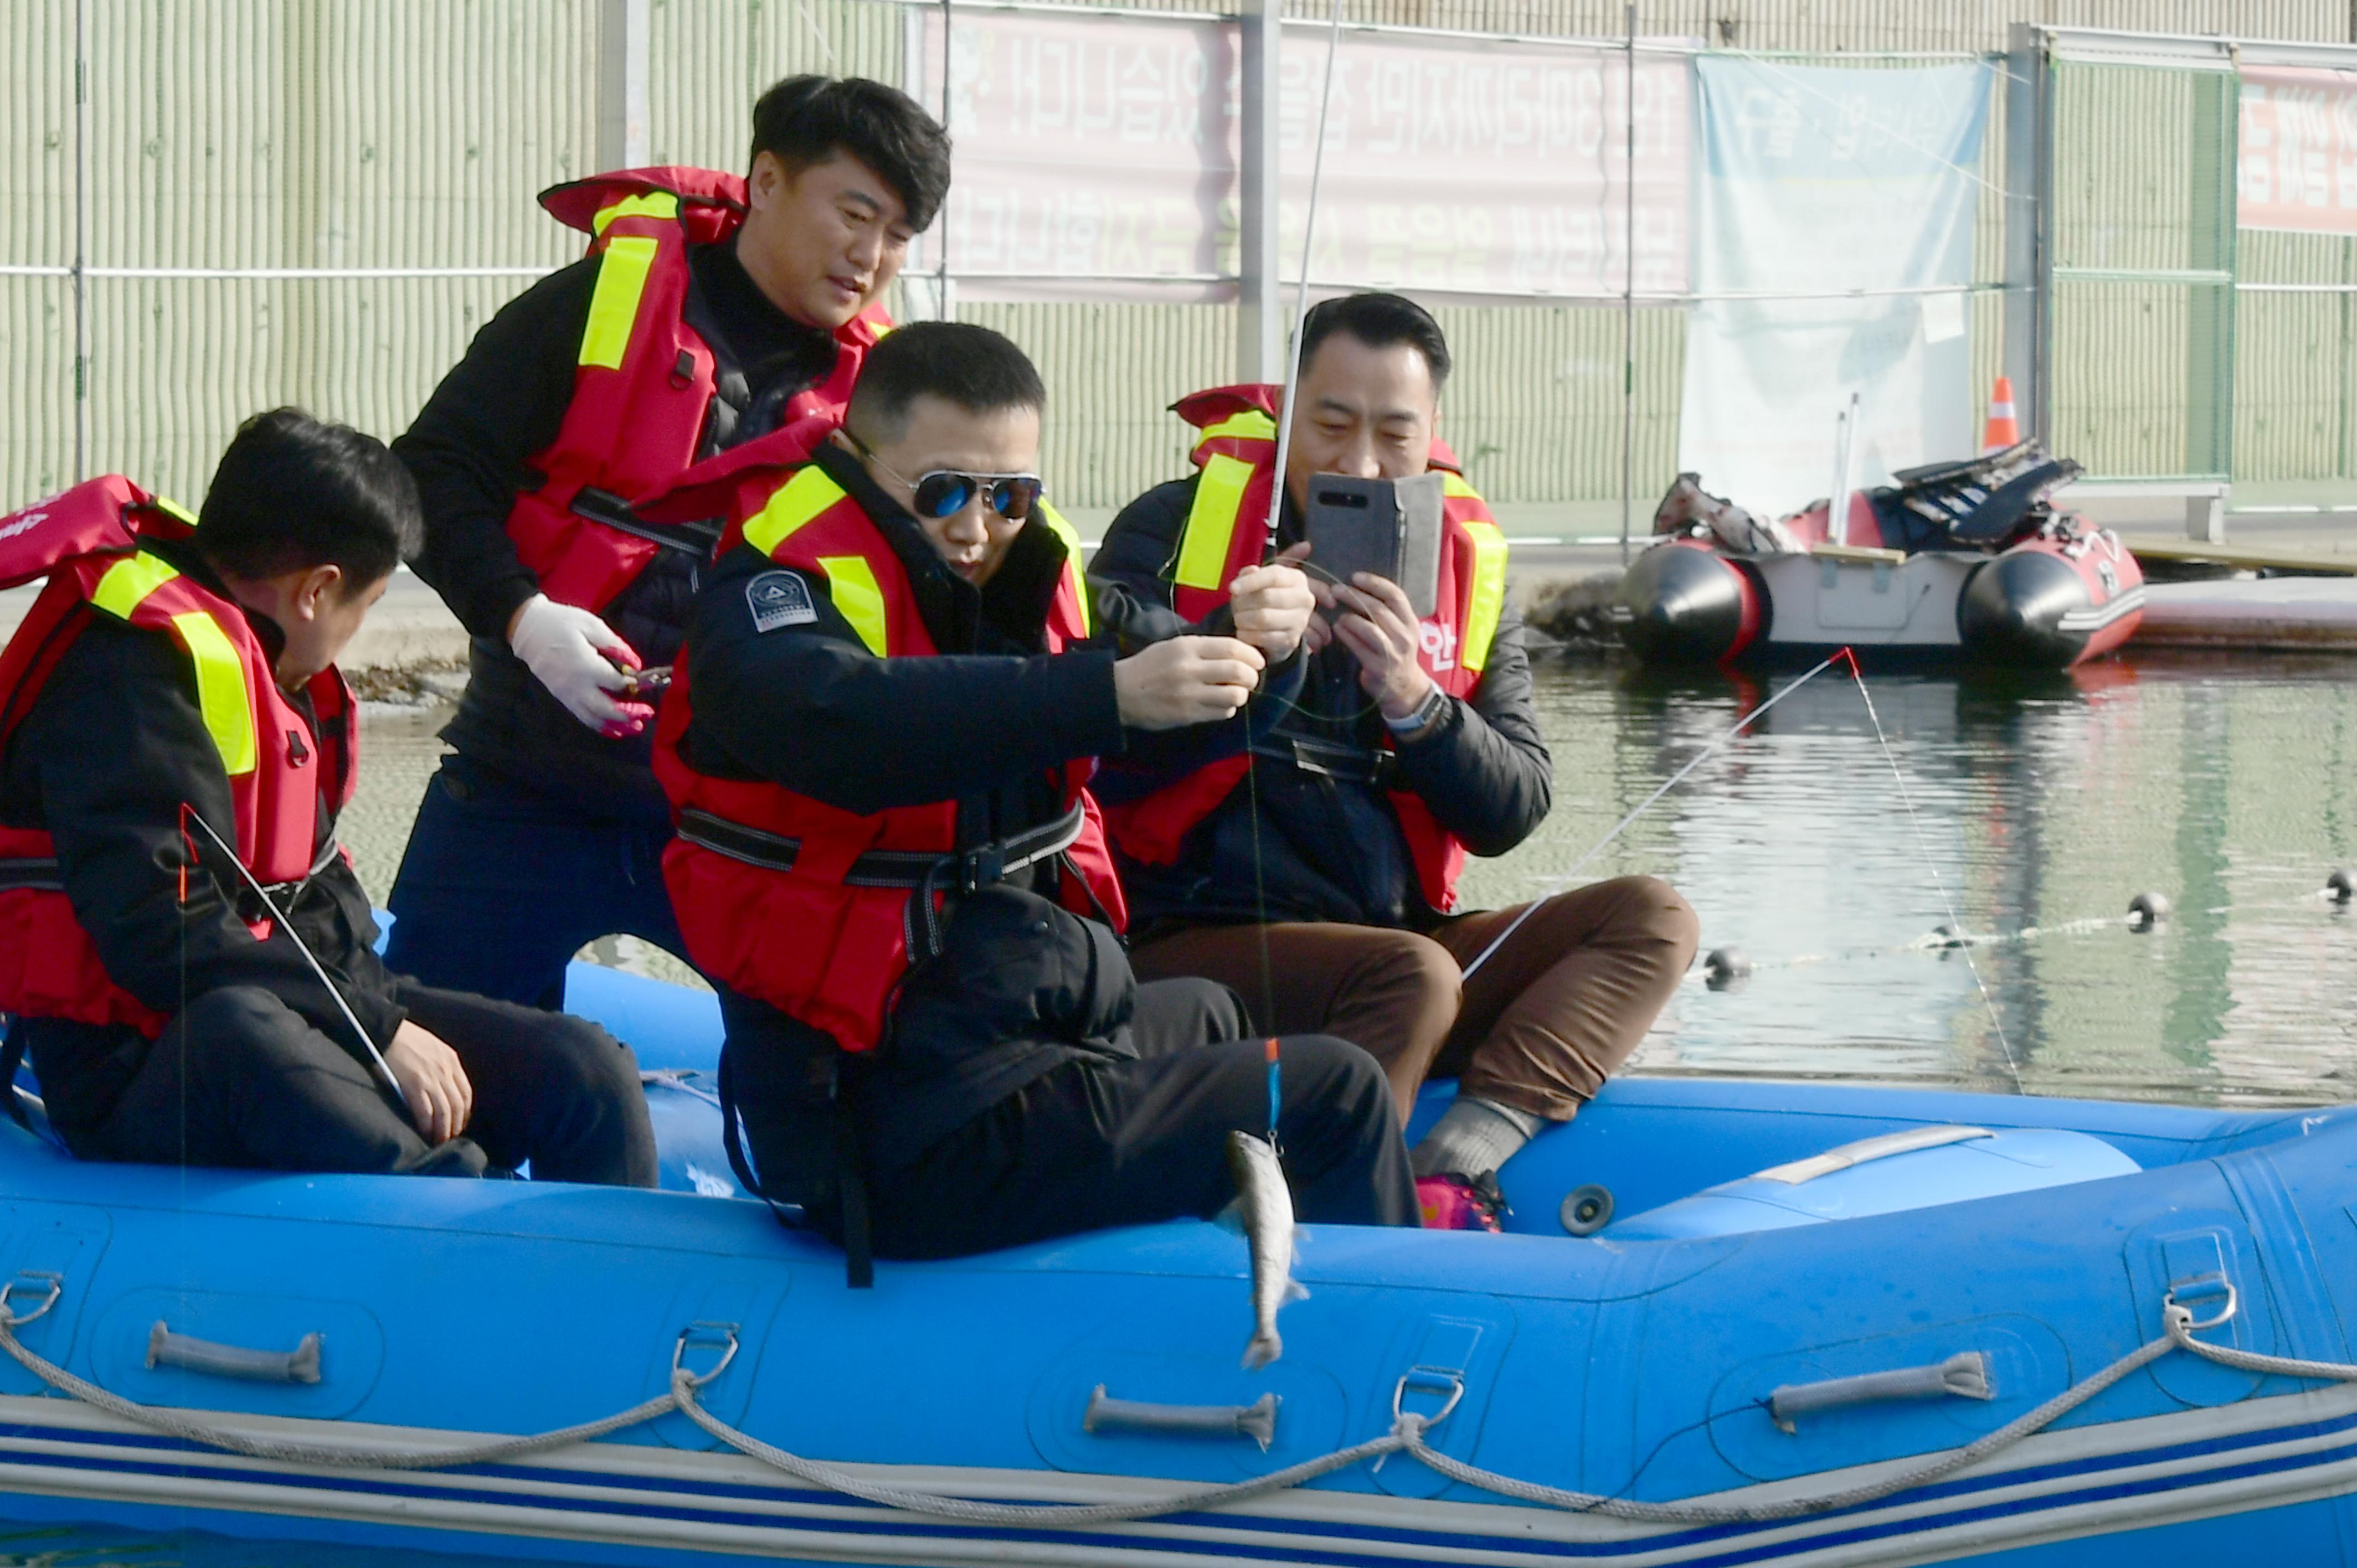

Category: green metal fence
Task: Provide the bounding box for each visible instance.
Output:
[5,5,2355,517]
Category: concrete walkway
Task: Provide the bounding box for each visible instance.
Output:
[2136,576,2357,651]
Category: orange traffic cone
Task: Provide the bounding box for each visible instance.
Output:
[1981,376,2020,455]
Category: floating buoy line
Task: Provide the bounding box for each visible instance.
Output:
[1696,871,2354,991]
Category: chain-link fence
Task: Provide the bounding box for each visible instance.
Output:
[3,4,2354,522]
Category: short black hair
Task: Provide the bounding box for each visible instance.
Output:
[197,409,420,590]
[1297,292,1452,394]
[750,75,952,232]
[846,322,1046,445]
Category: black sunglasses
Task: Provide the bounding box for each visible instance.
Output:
[855,439,1045,522]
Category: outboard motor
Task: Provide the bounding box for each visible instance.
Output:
[1617,539,1763,664]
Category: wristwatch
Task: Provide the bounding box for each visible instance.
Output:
[1382,682,1449,738]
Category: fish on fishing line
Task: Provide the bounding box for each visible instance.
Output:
[1224,1129,1306,1371]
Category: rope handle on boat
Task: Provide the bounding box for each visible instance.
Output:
[0,1273,2330,1528]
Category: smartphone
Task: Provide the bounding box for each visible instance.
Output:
[1303,473,1443,617]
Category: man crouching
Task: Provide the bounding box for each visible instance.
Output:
[0,410,656,1183]
[649,322,1416,1274]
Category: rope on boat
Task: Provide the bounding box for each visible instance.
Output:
[0,1278,2340,1529]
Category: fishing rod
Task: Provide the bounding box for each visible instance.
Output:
[178,805,411,1112]
[1245,0,1348,1146]
[1258,0,1347,555]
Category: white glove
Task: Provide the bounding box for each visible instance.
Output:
[507,593,653,737]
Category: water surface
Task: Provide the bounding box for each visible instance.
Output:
[348,649,2357,1108]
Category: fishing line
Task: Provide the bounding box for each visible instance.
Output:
[1240,0,1347,1131]
[1841,652,2027,1096]
[178,805,411,1112]
[1459,652,1846,982]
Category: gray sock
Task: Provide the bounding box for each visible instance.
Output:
[1411,1096,1546,1179]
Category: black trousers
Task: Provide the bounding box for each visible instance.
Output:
[732,978,1419,1261]
[63,980,658,1186]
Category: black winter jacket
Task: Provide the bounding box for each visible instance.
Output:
[678,445,1159,1174]
[0,538,405,1135]
[392,234,841,819]
[1089,473,1552,930]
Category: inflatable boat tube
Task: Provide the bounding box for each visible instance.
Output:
[0,959,2348,1567]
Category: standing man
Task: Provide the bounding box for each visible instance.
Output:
[1090,293,1698,1230]
[387,76,950,1007]
[0,411,656,1183]
[647,322,1415,1273]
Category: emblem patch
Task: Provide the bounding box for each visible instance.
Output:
[745,570,817,633]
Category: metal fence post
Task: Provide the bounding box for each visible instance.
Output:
[596,0,651,172]
[71,0,88,482]
[2001,22,2050,448]
[1238,0,1283,381]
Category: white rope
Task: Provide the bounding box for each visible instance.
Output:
[3,1287,2348,1530]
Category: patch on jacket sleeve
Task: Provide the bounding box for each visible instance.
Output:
[745,570,818,633]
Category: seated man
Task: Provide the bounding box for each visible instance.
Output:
[0,410,657,1184]
[648,320,1415,1271]
[1089,293,1699,1230]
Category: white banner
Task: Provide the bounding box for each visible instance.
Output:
[2238,65,2357,235]
[1676,59,1992,516]
[910,10,1689,303]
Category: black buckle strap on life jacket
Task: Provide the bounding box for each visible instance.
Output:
[1251,729,1397,788]
[238,838,343,926]
[835,1104,874,1291]
[716,1039,872,1288]
[569,486,724,559]
[0,858,63,895]
[676,802,1088,898]
[0,1020,27,1132]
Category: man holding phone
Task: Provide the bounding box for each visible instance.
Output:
[1089,292,1697,1230]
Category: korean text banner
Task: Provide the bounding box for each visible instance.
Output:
[912,9,1689,303]
[2239,65,2357,235]
[1677,59,1992,516]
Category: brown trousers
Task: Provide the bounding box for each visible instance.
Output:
[1128,876,1699,1124]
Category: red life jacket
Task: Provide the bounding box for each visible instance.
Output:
[650,462,1126,1054]
[1103,384,1510,915]
[507,166,894,613]
[0,477,358,1036]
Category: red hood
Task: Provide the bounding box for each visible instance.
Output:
[538,167,748,244]
[1171,383,1463,473]
[0,474,184,592]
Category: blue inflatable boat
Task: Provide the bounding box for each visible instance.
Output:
[0,959,2354,1567]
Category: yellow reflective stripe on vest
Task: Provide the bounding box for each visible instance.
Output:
[1174,453,1255,592]
[591,192,680,236]
[90,553,181,619]
[89,554,258,777]
[1459,519,1509,675]
[742,467,849,559]
[168,611,259,776]
[1442,472,1480,501]
[1033,501,1090,637]
[152,494,197,527]
[1200,410,1277,445]
[817,555,889,656]
[579,235,660,370]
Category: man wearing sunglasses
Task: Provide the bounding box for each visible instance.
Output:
[644,321,1416,1275]
[383,78,948,1009]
